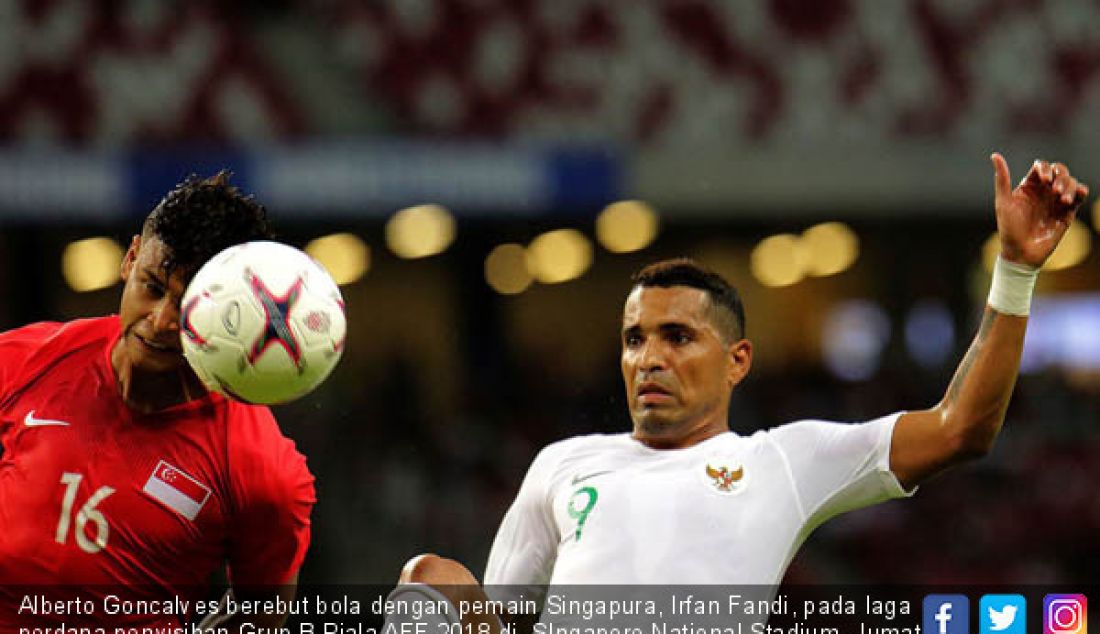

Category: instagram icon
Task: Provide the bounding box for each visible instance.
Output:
[1045,595,1087,634]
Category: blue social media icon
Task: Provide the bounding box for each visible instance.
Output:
[925,595,970,634]
[981,595,1026,634]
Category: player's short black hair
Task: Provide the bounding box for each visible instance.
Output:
[141,171,274,278]
[632,258,746,342]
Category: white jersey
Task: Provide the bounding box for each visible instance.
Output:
[484,413,911,598]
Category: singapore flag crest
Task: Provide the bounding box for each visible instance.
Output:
[143,460,211,521]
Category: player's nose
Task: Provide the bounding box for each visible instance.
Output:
[638,338,667,372]
[149,298,181,334]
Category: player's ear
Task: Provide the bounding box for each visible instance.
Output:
[726,339,752,389]
[120,235,141,282]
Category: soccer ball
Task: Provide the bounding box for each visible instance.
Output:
[180,241,347,405]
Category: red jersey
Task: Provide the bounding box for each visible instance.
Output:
[0,316,316,627]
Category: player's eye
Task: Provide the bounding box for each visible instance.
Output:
[668,330,693,345]
[624,333,643,347]
[143,281,165,297]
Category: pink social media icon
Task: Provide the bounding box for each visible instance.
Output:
[1045,594,1087,634]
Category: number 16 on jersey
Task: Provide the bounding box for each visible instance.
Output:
[56,472,114,554]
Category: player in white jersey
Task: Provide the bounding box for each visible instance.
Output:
[484,413,905,590]
[390,154,1088,624]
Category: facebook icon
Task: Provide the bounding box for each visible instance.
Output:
[924,595,970,634]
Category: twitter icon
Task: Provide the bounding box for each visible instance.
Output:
[981,595,1027,634]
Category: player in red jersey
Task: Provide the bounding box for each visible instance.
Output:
[0,173,316,630]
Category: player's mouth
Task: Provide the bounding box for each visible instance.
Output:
[134,333,181,355]
[636,382,673,405]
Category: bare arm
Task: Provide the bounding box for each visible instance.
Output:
[890,154,1088,490]
[197,572,299,631]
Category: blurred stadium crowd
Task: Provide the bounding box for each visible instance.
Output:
[2,0,1099,584]
[6,0,1100,145]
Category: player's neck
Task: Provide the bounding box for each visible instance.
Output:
[633,417,728,450]
[110,342,207,414]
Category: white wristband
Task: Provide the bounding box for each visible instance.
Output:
[988,255,1039,316]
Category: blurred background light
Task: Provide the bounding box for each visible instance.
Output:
[983,223,1091,273]
[526,229,592,284]
[822,300,892,382]
[750,233,807,287]
[1022,294,1100,373]
[905,299,956,369]
[801,222,859,277]
[982,233,1001,273]
[62,237,124,292]
[385,204,456,259]
[484,243,533,295]
[1043,221,1091,271]
[595,200,659,253]
[305,233,370,285]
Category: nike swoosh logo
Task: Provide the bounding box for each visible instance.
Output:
[571,470,613,486]
[24,410,70,427]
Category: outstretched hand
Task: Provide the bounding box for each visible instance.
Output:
[991,153,1089,268]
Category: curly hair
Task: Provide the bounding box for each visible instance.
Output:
[142,171,274,277]
[632,258,746,342]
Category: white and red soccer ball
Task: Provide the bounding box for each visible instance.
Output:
[180,241,346,404]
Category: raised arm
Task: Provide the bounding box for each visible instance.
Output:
[890,154,1088,490]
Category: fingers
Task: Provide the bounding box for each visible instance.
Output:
[1022,159,1052,189]
[1021,158,1089,209]
[991,152,1012,200]
[1050,162,1089,207]
[1038,160,1054,185]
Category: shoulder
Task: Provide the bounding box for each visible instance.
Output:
[1,316,115,346]
[0,320,64,345]
[541,432,624,453]
[225,403,306,463]
[760,419,839,444]
[519,433,631,491]
[536,432,629,465]
[0,321,62,367]
[761,413,903,454]
[224,404,315,500]
[3,316,118,349]
[0,317,118,384]
[224,401,284,444]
